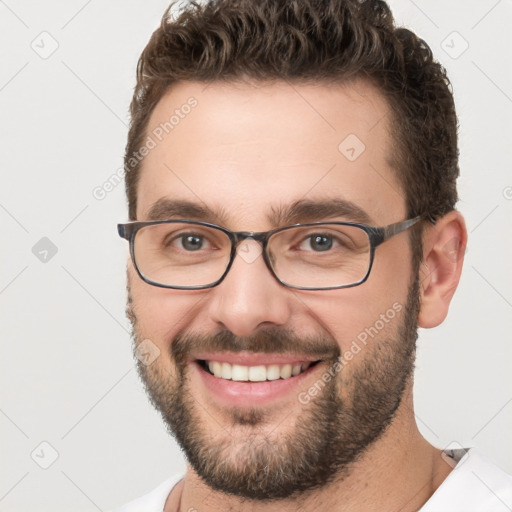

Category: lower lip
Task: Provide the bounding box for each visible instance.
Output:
[192,361,322,408]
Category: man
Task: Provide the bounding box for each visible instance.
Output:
[113,0,512,510]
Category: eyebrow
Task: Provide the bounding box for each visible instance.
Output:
[145,197,373,227]
[146,198,229,225]
[269,198,373,226]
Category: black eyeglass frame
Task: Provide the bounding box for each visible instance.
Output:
[118,216,422,291]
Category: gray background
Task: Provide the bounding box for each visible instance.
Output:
[1,1,511,510]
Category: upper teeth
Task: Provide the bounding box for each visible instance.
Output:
[206,361,311,381]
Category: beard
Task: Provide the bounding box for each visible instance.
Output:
[127,278,419,501]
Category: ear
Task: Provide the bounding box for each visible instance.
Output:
[417,210,467,329]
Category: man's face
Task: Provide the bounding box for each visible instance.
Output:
[128,80,419,499]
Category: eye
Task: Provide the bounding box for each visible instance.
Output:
[164,232,214,252]
[303,234,334,252]
[179,234,205,251]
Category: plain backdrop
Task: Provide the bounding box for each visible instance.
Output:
[1,1,511,510]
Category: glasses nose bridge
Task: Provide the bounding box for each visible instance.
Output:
[225,229,278,286]
[231,230,269,248]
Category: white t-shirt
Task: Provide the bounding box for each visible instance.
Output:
[110,448,512,512]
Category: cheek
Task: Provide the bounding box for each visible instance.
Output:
[128,266,206,347]
[294,269,409,356]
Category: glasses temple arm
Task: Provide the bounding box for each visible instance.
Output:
[380,216,422,241]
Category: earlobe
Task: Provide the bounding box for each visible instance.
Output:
[417,211,467,329]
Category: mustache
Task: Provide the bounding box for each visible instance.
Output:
[170,327,341,367]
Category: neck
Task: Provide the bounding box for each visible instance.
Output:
[166,389,452,512]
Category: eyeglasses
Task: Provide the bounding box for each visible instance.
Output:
[118,217,422,291]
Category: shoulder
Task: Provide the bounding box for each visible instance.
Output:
[421,448,512,512]
[108,474,184,512]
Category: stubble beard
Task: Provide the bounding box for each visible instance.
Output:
[128,278,419,501]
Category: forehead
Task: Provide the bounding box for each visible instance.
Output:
[136,79,406,227]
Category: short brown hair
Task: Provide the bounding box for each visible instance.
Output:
[125,0,459,230]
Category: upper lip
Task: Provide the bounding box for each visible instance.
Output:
[192,351,322,366]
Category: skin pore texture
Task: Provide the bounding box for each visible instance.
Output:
[126,80,466,511]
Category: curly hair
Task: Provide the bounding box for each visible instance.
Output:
[125,0,459,242]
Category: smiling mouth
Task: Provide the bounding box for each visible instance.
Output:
[197,359,321,382]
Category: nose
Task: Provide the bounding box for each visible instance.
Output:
[206,239,292,336]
